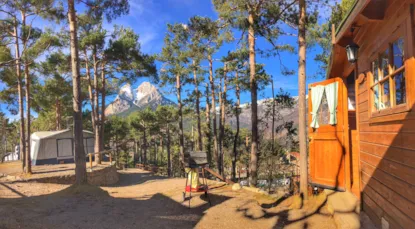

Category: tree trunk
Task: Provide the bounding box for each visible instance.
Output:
[115,136,119,168]
[84,48,100,163]
[24,64,31,174]
[271,79,275,153]
[55,99,61,130]
[13,18,25,170]
[193,61,203,151]
[191,125,194,151]
[159,136,163,165]
[93,49,101,164]
[298,0,308,199]
[135,139,138,163]
[22,11,31,174]
[218,87,222,175]
[208,55,219,172]
[270,80,275,191]
[68,0,87,185]
[205,83,212,165]
[84,48,96,130]
[220,63,227,176]
[176,74,185,170]
[100,63,106,153]
[155,141,158,165]
[137,139,142,163]
[232,72,240,182]
[143,128,147,165]
[167,124,171,177]
[248,13,258,187]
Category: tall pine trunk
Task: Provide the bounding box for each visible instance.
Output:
[298,0,308,198]
[271,79,275,152]
[176,74,185,170]
[248,13,258,187]
[159,136,163,165]
[13,18,25,170]
[218,84,222,175]
[68,0,87,184]
[55,99,61,130]
[167,124,171,177]
[232,72,240,182]
[84,49,98,161]
[142,128,147,165]
[220,64,227,176]
[208,55,219,172]
[205,83,212,165]
[24,65,31,173]
[100,63,106,153]
[84,49,96,130]
[22,12,31,174]
[93,50,101,163]
[193,61,203,151]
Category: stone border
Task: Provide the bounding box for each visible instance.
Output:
[4,165,119,186]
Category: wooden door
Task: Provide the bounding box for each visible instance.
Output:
[308,77,348,191]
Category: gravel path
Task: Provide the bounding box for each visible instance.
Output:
[0,169,336,229]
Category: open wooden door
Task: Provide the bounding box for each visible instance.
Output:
[308,77,349,191]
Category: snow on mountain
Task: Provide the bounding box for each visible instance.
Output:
[104,82,175,116]
[119,83,134,101]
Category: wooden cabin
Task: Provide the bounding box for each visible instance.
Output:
[309,0,415,228]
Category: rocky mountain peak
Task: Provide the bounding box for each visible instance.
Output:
[105,82,175,116]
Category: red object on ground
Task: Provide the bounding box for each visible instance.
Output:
[185,185,208,192]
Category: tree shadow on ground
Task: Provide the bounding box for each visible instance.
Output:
[0,182,231,229]
[108,171,168,187]
[237,193,332,229]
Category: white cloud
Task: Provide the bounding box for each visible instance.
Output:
[129,1,145,16]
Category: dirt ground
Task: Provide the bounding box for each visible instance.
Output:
[0,169,337,229]
[0,161,111,179]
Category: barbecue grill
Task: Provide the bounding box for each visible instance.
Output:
[183,151,211,208]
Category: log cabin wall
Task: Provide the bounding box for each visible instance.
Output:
[334,0,415,228]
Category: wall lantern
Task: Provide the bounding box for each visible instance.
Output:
[346,43,359,63]
[346,25,359,63]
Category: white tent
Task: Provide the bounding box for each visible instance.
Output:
[30,129,94,165]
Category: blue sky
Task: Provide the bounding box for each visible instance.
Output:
[0,0,334,120]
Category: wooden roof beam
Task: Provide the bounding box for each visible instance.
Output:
[361,0,387,21]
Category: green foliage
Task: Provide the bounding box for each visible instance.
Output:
[188,16,232,57]
[313,0,355,76]
[106,27,158,81]
[129,107,159,134]
[31,111,58,131]
[32,51,72,118]
[158,23,190,87]
[84,0,130,23]
[0,112,18,160]
[105,115,129,147]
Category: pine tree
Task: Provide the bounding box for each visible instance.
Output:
[66,0,129,184]
[0,0,60,173]
[213,0,305,186]
[33,51,72,131]
[223,48,249,181]
[187,16,230,172]
[159,23,190,171]
[155,106,178,177]
[187,24,205,152]
[130,108,159,166]
[298,0,308,199]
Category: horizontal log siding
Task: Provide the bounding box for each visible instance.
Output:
[354,0,415,228]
